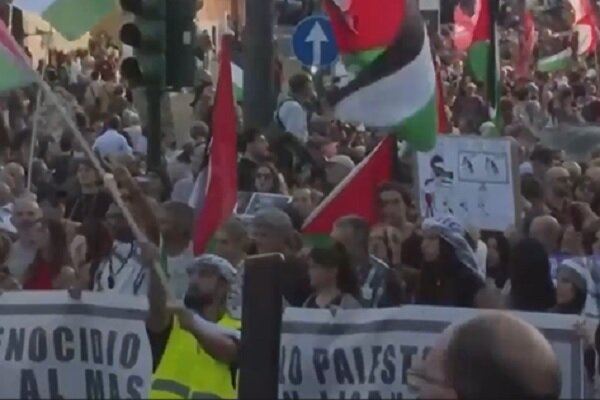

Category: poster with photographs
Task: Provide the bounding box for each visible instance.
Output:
[416,135,520,232]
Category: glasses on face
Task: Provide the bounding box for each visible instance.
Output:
[405,367,449,397]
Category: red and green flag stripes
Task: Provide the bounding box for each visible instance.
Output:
[324,0,437,152]
[302,135,397,248]
[0,21,33,92]
[467,0,501,130]
[191,36,238,255]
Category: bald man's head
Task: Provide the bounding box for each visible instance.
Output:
[11,196,42,233]
[545,166,571,198]
[586,166,600,188]
[445,312,561,400]
[563,161,581,180]
[0,182,11,206]
[529,215,561,254]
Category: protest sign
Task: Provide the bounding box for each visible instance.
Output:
[280,306,585,399]
[0,291,152,399]
[416,135,520,232]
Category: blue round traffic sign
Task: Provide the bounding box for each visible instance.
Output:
[292,15,338,68]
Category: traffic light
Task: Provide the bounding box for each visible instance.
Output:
[165,0,197,89]
[119,0,166,86]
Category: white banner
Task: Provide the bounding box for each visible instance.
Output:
[0,291,152,399]
[280,306,587,399]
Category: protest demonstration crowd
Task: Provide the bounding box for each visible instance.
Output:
[5,0,600,399]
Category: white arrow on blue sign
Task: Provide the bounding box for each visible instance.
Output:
[292,15,338,68]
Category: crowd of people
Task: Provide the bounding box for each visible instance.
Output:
[2,1,600,399]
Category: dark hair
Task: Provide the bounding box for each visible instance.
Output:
[309,243,359,297]
[106,115,121,131]
[334,215,370,250]
[91,70,100,81]
[530,146,554,167]
[509,238,555,312]
[520,174,544,202]
[481,231,510,288]
[241,128,263,151]
[77,219,113,289]
[377,181,413,208]
[288,73,311,95]
[253,162,281,193]
[59,133,73,152]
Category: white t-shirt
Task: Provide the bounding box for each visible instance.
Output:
[93,241,147,296]
[6,239,36,283]
[93,129,133,160]
[124,125,147,155]
[277,100,308,143]
[162,244,194,300]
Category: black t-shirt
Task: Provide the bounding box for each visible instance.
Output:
[237,157,258,192]
[65,190,113,223]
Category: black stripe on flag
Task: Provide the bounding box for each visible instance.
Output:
[328,0,425,106]
[487,0,498,112]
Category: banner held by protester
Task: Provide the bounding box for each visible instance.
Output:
[279,306,586,399]
[0,291,152,399]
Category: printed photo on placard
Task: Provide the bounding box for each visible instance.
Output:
[245,193,293,215]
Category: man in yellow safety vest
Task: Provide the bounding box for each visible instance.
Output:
[143,249,241,399]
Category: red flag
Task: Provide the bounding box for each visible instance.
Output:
[323,0,405,53]
[303,135,396,243]
[453,3,475,51]
[570,0,599,54]
[193,35,237,255]
[435,67,449,133]
[516,11,535,77]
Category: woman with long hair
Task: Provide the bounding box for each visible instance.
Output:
[550,261,588,315]
[508,238,556,312]
[416,216,486,308]
[22,217,73,290]
[304,243,361,309]
[481,231,510,289]
[252,162,287,194]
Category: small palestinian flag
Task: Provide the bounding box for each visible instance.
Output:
[467,0,501,130]
[536,48,576,72]
[14,0,115,41]
[302,135,397,247]
[324,0,437,152]
[0,20,34,92]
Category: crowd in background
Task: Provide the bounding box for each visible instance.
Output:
[3,1,600,398]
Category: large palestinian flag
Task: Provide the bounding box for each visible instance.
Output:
[303,135,397,247]
[324,0,437,152]
[466,0,501,130]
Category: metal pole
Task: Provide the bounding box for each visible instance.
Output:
[146,85,162,172]
[243,0,275,130]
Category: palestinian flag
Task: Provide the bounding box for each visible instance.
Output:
[324,0,437,152]
[191,35,238,255]
[467,0,501,130]
[303,135,397,247]
[536,48,576,72]
[515,10,536,77]
[231,62,243,103]
[0,20,33,92]
[568,0,599,55]
[14,0,115,41]
[231,48,243,102]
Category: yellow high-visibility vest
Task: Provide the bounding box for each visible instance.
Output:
[149,313,241,399]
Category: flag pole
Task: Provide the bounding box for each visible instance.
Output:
[7,1,13,33]
[10,39,177,302]
[26,62,46,191]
